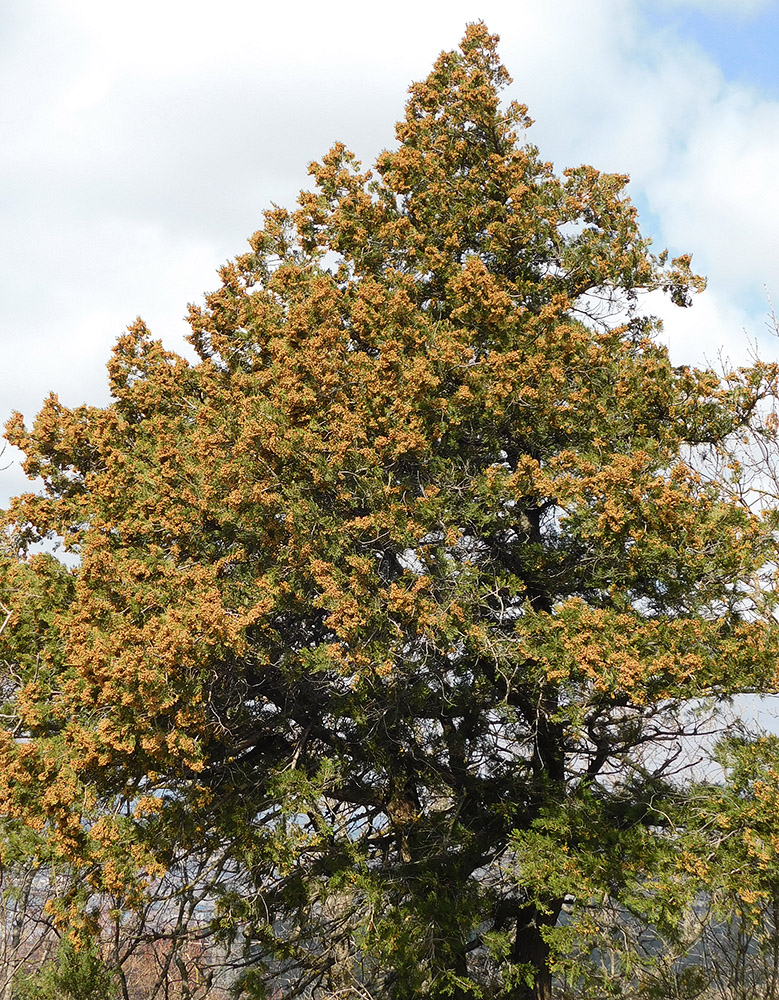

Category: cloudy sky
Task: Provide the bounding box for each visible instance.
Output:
[2,0,779,504]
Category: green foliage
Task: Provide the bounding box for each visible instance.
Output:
[638,965,710,1000]
[14,937,117,1000]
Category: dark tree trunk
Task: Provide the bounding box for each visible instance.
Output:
[512,903,560,1000]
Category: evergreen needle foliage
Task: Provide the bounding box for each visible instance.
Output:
[14,938,117,1000]
[3,23,779,1000]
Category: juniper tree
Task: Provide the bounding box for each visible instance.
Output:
[3,23,779,1000]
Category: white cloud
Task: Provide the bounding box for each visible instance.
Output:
[645,286,765,370]
[647,88,779,296]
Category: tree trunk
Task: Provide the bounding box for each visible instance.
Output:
[512,904,559,1000]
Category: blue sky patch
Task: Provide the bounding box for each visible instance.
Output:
[645,3,779,97]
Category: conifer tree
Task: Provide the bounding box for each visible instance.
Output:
[3,23,779,1000]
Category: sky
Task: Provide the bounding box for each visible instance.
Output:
[2,0,779,505]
